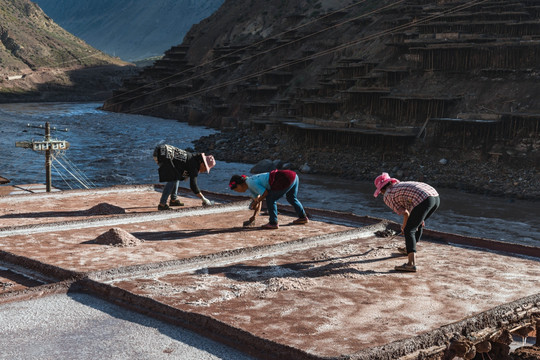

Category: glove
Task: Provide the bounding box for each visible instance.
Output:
[201,196,214,206]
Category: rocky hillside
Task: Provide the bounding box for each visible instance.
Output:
[0,0,134,102]
[34,0,225,61]
[104,0,540,198]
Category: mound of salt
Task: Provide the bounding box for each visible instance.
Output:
[93,228,143,247]
[85,203,126,215]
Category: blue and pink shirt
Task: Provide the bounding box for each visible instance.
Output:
[245,170,297,198]
[245,173,271,198]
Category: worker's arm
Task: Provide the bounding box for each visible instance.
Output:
[189,175,201,194]
[249,190,268,221]
[189,172,213,206]
[255,190,268,203]
[249,201,262,222]
[401,210,410,233]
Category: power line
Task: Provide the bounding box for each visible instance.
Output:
[104,0,374,105]
[51,160,74,190]
[52,153,92,189]
[56,151,96,188]
[105,0,403,109]
[124,0,490,115]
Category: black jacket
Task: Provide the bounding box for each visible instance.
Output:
[153,145,202,194]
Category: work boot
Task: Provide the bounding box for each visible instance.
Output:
[292,217,309,225]
[395,263,417,272]
[169,199,184,206]
[261,223,279,230]
[158,203,171,211]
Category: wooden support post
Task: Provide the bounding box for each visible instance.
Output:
[45,122,52,192]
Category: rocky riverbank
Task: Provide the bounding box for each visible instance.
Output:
[194,128,540,201]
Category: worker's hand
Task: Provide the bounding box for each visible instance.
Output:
[201,196,214,206]
[249,200,256,210]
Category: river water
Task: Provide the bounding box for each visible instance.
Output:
[1,102,539,246]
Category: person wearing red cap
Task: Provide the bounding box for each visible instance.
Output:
[373,172,440,272]
[153,144,216,210]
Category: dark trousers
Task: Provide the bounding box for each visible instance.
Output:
[160,180,179,204]
[265,176,306,224]
[404,196,440,253]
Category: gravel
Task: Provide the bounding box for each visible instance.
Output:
[0,293,255,360]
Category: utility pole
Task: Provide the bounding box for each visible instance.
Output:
[15,122,69,192]
[45,122,52,192]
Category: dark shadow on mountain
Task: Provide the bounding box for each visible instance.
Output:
[0,65,137,104]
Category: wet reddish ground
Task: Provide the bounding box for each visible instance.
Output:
[1,209,351,273]
[0,185,170,227]
[0,185,538,359]
[0,183,60,196]
[0,185,351,273]
[109,235,540,357]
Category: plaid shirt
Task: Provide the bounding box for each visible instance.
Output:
[383,182,439,215]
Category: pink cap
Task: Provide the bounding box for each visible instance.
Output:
[201,153,216,173]
[373,172,399,197]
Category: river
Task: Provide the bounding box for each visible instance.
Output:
[0,102,539,246]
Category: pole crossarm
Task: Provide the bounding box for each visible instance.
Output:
[15,141,33,149]
[16,140,70,151]
[32,140,70,152]
[27,123,69,132]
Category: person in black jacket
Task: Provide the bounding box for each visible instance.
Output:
[153,144,215,210]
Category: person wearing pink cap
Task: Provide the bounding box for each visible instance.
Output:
[373,172,440,272]
[153,144,216,210]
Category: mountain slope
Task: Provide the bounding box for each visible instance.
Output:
[105,0,540,169]
[33,0,225,61]
[0,0,134,101]
[0,0,125,73]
